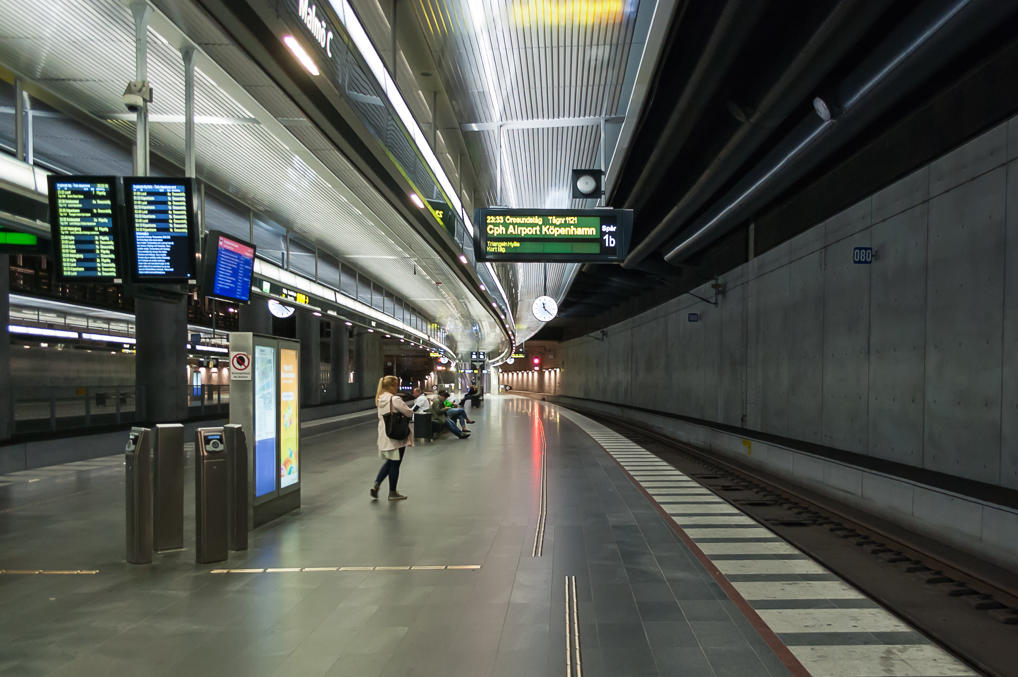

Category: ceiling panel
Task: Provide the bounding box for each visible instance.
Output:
[0,0,505,355]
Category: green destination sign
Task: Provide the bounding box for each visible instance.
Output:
[475,208,632,262]
[0,230,44,253]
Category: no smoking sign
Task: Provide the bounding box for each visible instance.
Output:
[230,351,252,380]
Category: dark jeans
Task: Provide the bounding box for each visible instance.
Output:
[448,408,468,426]
[443,418,465,437]
[375,447,405,491]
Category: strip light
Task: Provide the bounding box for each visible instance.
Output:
[8,325,78,339]
[282,35,321,76]
[81,332,137,344]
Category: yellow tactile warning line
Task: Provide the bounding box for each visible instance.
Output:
[209,564,481,574]
[0,569,100,575]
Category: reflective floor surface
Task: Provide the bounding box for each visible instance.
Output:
[0,395,795,677]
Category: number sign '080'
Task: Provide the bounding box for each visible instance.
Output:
[475,208,633,263]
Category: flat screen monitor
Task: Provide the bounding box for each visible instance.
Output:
[475,208,633,263]
[47,175,121,280]
[124,177,197,282]
[201,230,257,303]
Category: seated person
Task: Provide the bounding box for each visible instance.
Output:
[430,392,470,439]
[441,390,475,429]
[411,387,431,412]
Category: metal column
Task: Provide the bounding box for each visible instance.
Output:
[182,47,196,178]
[130,1,152,176]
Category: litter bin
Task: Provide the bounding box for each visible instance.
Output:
[195,427,229,564]
[125,427,153,564]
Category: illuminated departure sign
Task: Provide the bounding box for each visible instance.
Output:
[47,176,121,280]
[202,231,256,303]
[125,178,196,282]
[475,208,633,262]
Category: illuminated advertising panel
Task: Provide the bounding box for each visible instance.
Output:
[124,178,196,282]
[475,208,633,262]
[47,175,121,280]
[279,348,299,489]
[254,344,277,497]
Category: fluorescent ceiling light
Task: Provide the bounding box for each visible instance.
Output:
[410,193,425,208]
[283,35,321,76]
[8,325,78,339]
[195,345,229,354]
[81,332,137,344]
[458,254,469,264]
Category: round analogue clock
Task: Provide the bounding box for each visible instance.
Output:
[532,295,558,322]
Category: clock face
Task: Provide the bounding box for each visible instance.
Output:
[575,174,597,195]
[532,295,558,322]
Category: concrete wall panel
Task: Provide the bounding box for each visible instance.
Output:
[924,168,1006,483]
[786,252,825,444]
[929,122,1008,197]
[868,205,928,466]
[1003,160,1018,489]
[872,166,929,224]
[718,282,748,427]
[756,267,790,435]
[821,231,871,451]
[824,198,872,244]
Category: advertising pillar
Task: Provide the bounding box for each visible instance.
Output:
[229,332,300,527]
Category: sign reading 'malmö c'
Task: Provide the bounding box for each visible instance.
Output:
[297,0,334,57]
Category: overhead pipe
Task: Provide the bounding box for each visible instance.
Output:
[623,0,887,267]
[664,0,1016,263]
[622,0,766,210]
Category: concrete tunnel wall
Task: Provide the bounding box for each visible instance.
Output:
[545,115,1018,567]
[558,114,1018,492]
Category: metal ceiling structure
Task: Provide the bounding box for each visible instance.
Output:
[0,0,507,356]
[396,0,651,344]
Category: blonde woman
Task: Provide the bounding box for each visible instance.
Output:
[371,375,414,501]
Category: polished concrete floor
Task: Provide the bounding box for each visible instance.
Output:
[0,395,799,676]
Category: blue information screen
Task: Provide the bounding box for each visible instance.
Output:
[212,235,255,302]
[126,180,194,280]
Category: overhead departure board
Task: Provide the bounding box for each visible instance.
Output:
[201,230,257,303]
[475,208,633,262]
[47,176,121,280]
[125,178,196,282]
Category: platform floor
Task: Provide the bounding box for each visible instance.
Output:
[0,396,973,676]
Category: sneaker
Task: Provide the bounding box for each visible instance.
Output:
[388,492,407,501]
[369,484,379,499]
[458,432,471,439]
[466,419,476,424]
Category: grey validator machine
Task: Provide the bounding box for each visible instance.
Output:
[125,427,153,564]
[152,423,185,551]
[195,427,229,563]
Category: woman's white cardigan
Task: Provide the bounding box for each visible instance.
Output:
[376,391,415,460]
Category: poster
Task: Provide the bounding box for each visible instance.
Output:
[254,345,277,497]
[279,348,299,489]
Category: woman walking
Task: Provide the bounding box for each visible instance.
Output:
[371,375,414,501]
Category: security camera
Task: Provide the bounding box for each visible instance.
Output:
[122,80,153,113]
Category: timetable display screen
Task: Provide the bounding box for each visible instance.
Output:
[202,230,257,303]
[47,176,121,280]
[475,208,633,262]
[125,178,196,281]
